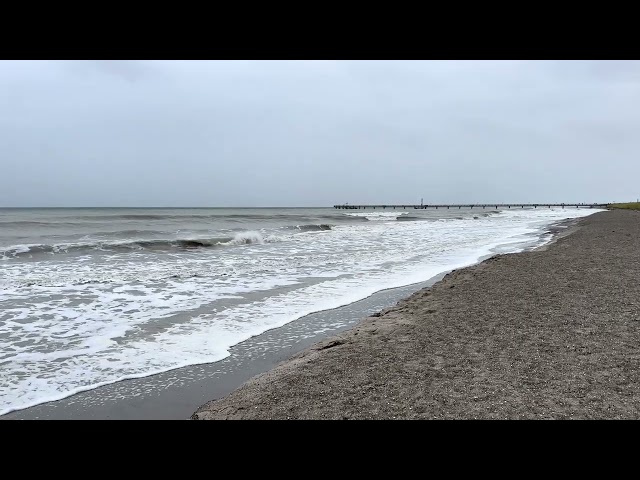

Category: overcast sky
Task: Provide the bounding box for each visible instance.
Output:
[1,60,639,207]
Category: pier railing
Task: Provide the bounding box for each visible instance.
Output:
[333,203,609,210]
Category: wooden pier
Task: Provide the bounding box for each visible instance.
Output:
[334,203,609,210]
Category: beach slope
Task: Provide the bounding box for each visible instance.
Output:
[193,210,640,419]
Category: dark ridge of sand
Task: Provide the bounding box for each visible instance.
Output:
[192,210,640,419]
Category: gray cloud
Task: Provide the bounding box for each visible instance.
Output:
[0,60,638,207]
[59,60,158,83]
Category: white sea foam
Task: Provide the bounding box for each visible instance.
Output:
[0,207,603,415]
[221,231,266,246]
[0,244,37,258]
[342,211,406,220]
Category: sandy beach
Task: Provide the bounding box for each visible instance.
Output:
[193,209,640,419]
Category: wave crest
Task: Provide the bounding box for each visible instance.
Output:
[287,224,332,232]
[1,231,279,259]
[220,231,266,246]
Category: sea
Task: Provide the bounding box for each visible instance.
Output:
[0,206,602,416]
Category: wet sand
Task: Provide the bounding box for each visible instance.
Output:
[193,210,640,419]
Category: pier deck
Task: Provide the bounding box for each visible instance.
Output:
[334,203,608,210]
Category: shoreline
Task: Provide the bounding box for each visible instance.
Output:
[193,209,640,419]
[1,214,591,419]
[2,266,452,419]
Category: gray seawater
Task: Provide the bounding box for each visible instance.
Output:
[0,206,601,415]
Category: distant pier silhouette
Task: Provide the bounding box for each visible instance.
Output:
[334,203,608,210]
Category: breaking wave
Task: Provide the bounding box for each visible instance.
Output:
[0,231,276,258]
[286,224,333,232]
[220,231,267,246]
